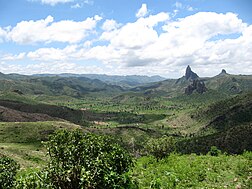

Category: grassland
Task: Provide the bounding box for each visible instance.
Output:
[0,87,251,188]
[0,121,82,169]
[132,153,252,188]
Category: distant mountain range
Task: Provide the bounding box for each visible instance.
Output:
[0,66,251,97]
[33,73,166,88]
[132,66,252,97]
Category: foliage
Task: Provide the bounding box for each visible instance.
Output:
[145,136,176,160]
[0,154,20,189]
[208,146,221,156]
[44,130,135,189]
[15,170,53,189]
[132,152,252,188]
[177,124,252,154]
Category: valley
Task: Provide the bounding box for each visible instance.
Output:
[0,66,252,188]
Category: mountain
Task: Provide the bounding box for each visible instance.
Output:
[132,66,252,97]
[33,74,166,88]
[1,67,251,98]
[204,71,252,94]
[0,73,123,97]
[177,92,252,154]
[185,79,207,95]
[0,105,61,122]
[185,65,199,80]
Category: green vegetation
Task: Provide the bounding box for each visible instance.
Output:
[1,130,136,189]
[132,152,252,188]
[0,155,20,189]
[44,130,134,189]
[0,70,251,188]
[145,136,176,160]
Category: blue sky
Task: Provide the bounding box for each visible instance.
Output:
[0,0,252,77]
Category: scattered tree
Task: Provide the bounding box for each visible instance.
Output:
[44,130,135,189]
[0,154,20,189]
[145,136,176,161]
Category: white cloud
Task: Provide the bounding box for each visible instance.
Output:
[71,3,81,8]
[70,0,93,8]
[0,61,104,75]
[35,0,74,6]
[102,19,120,31]
[1,53,26,61]
[109,12,170,49]
[77,12,251,77]
[83,0,93,5]
[187,6,194,11]
[173,2,196,14]
[136,4,148,18]
[27,45,78,61]
[0,27,7,42]
[7,15,102,44]
[2,11,252,77]
[174,1,183,9]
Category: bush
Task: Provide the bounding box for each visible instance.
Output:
[145,136,176,160]
[15,170,53,189]
[0,154,20,189]
[44,130,135,189]
[208,146,221,156]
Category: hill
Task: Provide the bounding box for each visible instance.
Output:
[177,92,252,154]
[132,67,252,97]
[0,73,123,97]
[34,73,166,88]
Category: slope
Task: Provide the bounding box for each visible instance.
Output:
[132,67,252,97]
[177,92,252,154]
[0,73,123,97]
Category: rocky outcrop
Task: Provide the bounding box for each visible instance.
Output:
[185,79,207,95]
[185,65,199,80]
[217,69,228,76]
[221,69,227,74]
[184,66,207,95]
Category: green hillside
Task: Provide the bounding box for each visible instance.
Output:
[0,67,252,188]
[132,68,252,98]
[0,73,123,97]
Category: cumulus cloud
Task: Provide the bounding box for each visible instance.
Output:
[136,4,148,18]
[1,53,26,61]
[71,3,81,8]
[102,19,120,31]
[27,45,78,61]
[110,12,169,49]
[2,9,252,77]
[187,6,194,11]
[0,27,7,42]
[78,12,251,76]
[7,15,102,44]
[174,1,183,9]
[71,0,93,8]
[0,61,104,75]
[32,0,74,6]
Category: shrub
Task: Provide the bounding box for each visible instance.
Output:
[0,154,20,189]
[15,170,53,189]
[44,130,135,189]
[145,136,176,160]
[208,146,221,156]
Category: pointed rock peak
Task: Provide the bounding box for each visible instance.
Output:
[217,69,228,76]
[185,65,199,80]
[186,65,191,72]
[221,69,227,74]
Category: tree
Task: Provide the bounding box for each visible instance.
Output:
[0,154,20,189]
[208,146,221,156]
[44,130,135,189]
[145,136,176,161]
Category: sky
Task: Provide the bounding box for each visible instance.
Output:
[0,0,252,78]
